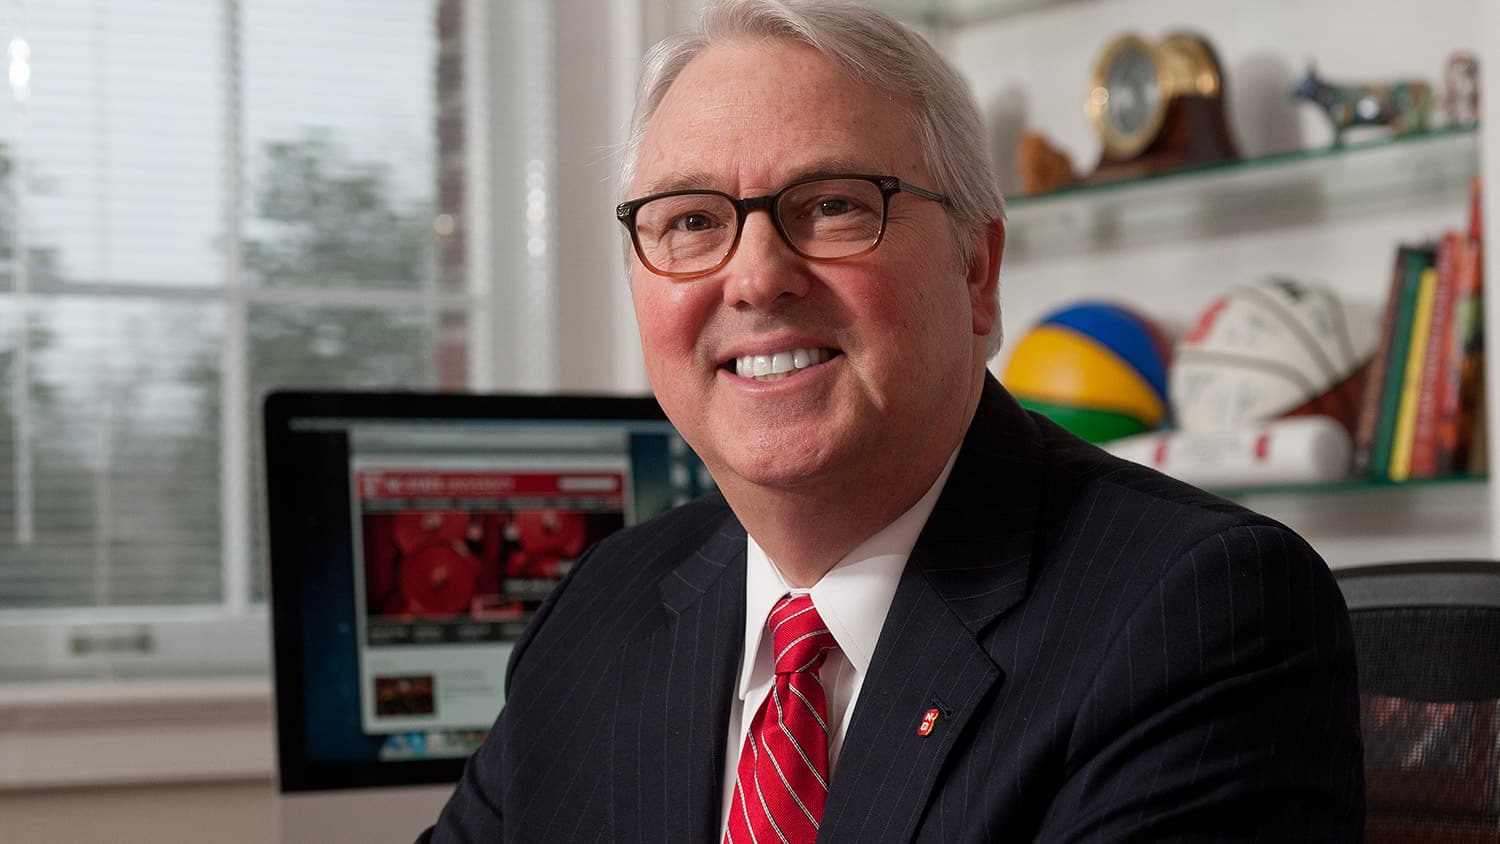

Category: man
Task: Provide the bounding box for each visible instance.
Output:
[423,1,1365,841]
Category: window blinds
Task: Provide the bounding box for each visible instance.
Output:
[0,0,466,649]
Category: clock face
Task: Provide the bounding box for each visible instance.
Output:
[1105,44,1161,136]
[1087,34,1171,160]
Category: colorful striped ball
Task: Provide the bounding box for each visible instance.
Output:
[1002,301,1172,443]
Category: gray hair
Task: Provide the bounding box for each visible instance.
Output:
[620,0,1005,357]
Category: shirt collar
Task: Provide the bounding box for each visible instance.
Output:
[737,448,960,700]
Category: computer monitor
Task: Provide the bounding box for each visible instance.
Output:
[262,390,710,841]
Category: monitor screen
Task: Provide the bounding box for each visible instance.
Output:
[263,391,711,794]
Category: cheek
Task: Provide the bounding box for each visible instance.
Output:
[632,280,709,368]
[885,273,972,371]
[630,284,670,357]
[869,253,962,331]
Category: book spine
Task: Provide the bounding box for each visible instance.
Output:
[1457,236,1486,475]
[1408,231,1462,478]
[1370,246,1434,479]
[1433,235,1481,474]
[1457,176,1487,475]
[1352,246,1414,477]
[1388,265,1439,481]
[1465,382,1488,477]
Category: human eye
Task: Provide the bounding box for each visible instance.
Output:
[799,191,875,221]
[669,209,724,232]
[813,195,859,217]
[780,179,882,246]
[639,195,730,238]
[783,180,879,221]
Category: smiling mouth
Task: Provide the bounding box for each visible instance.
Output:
[731,347,839,382]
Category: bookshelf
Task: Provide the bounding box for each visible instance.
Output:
[868,0,1499,567]
[1004,126,1480,260]
[1211,473,1487,501]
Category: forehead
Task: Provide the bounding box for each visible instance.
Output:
[632,39,927,195]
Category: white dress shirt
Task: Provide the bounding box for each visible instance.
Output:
[719,449,959,833]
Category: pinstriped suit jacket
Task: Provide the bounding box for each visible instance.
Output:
[424,376,1365,842]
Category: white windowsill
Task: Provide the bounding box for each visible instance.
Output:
[0,677,275,791]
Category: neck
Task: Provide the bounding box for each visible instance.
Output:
[734,481,932,588]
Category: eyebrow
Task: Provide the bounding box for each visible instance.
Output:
[639,170,721,196]
[637,157,875,198]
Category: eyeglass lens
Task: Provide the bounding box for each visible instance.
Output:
[632,178,886,275]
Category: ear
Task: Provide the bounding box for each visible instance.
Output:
[966,217,1005,339]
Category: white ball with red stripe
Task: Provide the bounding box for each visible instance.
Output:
[1170,278,1376,433]
[1105,415,1354,487]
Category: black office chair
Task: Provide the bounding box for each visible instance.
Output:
[1336,561,1500,843]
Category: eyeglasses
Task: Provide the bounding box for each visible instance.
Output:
[615,174,948,279]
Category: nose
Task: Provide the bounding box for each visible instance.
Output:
[720,208,811,311]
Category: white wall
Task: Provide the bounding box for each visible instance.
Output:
[485,0,659,394]
[551,0,651,393]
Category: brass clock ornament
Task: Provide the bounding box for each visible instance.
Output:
[1085,32,1238,181]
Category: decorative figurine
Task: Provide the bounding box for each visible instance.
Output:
[1442,51,1479,127]
[1290,65,1433,146]
[1017,130,1077,196]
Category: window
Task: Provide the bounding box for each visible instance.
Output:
[0,0,486,681]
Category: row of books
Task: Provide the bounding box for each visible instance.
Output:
[1352,180,1486,482]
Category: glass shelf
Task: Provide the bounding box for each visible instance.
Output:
[1212,472,1487,500]
[865,0,1071,27]
[1003,125,1480,260]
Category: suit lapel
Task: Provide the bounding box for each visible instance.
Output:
[820,377,1045,843]
[610,508,746,843]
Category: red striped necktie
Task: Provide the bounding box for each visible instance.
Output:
[724,593,839,844]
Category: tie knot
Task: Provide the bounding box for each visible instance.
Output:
[767,593,837,675]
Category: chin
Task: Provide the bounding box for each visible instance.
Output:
[716,434,846,493]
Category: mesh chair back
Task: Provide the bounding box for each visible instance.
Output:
[1337,561,1500,844]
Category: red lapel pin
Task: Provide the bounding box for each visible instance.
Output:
[917,708,940,736]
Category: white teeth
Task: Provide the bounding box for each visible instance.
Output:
[734,347,830,381]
